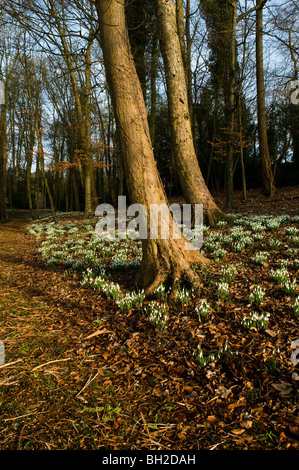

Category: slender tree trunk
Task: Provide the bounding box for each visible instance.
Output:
[7,168,12,209]
[149,33,159,143]
[288,37,299,171]
[25,122,36,220]
[97,100,108,201]
[207,103,218,187]
[239,103,247,201]
[96,0,209,295]
[238,19,248,201]
[0,101,8,223]
[35,144,40,218]
[156,0,227,225]
[37,127,57,224]
[226,0,237,209]
[13,130,21,195]
[176,0,195,138]
[185,0,194,127]
[256,1,275,196]
[83,39,94,217]
[10,108,16,205]
[71,166,80,212]
[0,49,18,222]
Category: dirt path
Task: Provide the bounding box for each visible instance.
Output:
[0,213,173,450]
[0,214,99,449]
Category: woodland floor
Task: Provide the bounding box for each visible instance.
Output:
[0,187,298,451]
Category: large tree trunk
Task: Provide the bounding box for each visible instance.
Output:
[156,0,227,225]
[256,1,275,196]
[95,0,209,295]
[126,0,147,101]
[176,0,195,138]
[176,0,186,69]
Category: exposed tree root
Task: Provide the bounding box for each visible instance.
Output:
[206,207,233,227]
[135,237,210,297]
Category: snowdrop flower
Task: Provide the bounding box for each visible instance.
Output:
[144,301,168,331]
[251,251,268,265]
[217,282,229,300]
[221,265,237,283]
[241,311,270,330]
[176,288,191,304]
[284,279,298,296]
[249,285,265,306]
[195,300,211,320]
[271,267,289,285]
[116,290,145,311]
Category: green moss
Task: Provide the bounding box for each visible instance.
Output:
[208,209,233,227]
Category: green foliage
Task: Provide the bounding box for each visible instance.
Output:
[194,339,230,368]
[221,265,237,283]
[241,311,270,331]
[249,285,265,306]
[284,279,298,296]
[195,300,211,321]
[251,251,269,265]
[176,287,192,305]
[144,301,168,331]
[154,283,167,300]
[271,267,289,284]
[116,290,145,311]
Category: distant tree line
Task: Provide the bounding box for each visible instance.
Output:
[0,0,298,225]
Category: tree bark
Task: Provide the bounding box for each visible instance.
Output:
[185,0,194,127]
[226,0,237,209]
[95,0,209,295]
[176,0,186,69]
[0,100,8,223]
[25,112,37,220]
[156,0,227,225]
[126,0,147,101]
[0,39,19,222]
[149,32,159,143]
[256,1,275,196]
[37,125,57,223]
[288,32,299,171]
[238,21,248,201]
